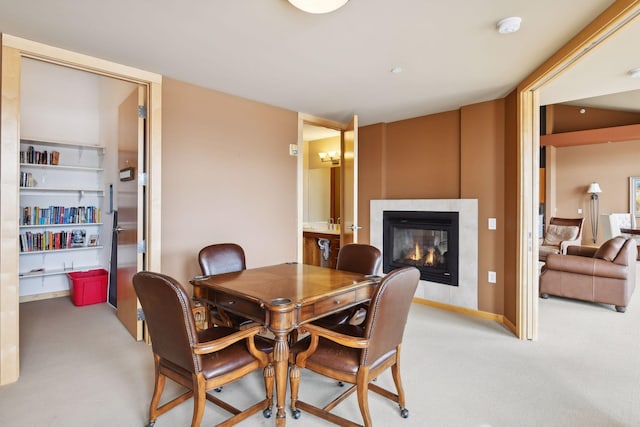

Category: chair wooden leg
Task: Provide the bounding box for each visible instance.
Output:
[191,374,206,427]
[289,365,301,419]
[149,356,166,424]
[263,363,275,418]
[356,368,372,427]
[391,356,406,409]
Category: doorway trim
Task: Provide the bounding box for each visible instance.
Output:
[515,1,640,340]
[0,34,162,385]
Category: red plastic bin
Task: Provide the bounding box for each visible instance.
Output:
[67,269,108,306]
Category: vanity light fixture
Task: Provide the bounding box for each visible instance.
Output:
[287,0,349,14]
[496,16,522,34]
[318,151,340,165]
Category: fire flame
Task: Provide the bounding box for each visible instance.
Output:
[425,248,435,266]
[409,242,421,261]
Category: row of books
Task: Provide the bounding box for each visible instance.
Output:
[20,146,60,165]
[20,172,35,188]
[21,205,101,226]
[20,229,91,252]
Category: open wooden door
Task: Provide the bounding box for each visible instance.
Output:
[115,86,146,341]
[340,115,358,245]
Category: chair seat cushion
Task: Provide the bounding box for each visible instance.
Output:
[196,327,262,379]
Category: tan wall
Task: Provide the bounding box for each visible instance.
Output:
[552,140,640,244]
[359,104,509,315]
[461,99,505,315]
[161,78,298,289]
[503,90,518,324]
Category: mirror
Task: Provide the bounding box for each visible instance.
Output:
[303,124,341,228]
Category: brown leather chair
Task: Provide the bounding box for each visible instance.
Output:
[312,243,382,329]
[133,271,274,427]
[539,217,584,261]
[197,243,252,328]
[540,236,637,312]
[288,266,420,426]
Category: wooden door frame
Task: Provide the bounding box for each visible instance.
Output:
[515,1,640,340]
[296,113,355,263]
[0,34,162,385]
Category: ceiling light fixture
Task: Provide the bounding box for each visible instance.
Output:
[390,67,403,74]
[496,16,522,34]
[628,68,640,78]
[287,0,349,14]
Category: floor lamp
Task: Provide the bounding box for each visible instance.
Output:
[588,182,602,243]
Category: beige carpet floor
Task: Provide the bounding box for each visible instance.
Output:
[0,289,639,427]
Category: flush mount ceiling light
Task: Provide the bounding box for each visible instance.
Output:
[496,16,522,34]
[288,0,349,14]
[629,68,640,78]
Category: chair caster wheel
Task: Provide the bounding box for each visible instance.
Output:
[214,386,223,392]
[263,407,272,418]
[400,407,409,418]
[337,381,344,387]
[292,409,301,419]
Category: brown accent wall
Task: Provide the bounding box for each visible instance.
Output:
[548,104,640,133]
[552,140,640,244]
[359,105,510,315]
[161,78,298,289]
[384,112,461,199]
[357,123,385,244]
[460,100,505,315]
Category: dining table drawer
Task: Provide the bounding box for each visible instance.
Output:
[215,294,264,321]
[313,290,356,315]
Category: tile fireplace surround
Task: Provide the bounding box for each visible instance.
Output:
[370,199,478,310]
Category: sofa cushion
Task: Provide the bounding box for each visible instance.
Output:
[594,236,626,261]
[543,225,579,246]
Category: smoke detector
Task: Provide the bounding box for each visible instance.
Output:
[497,17,522,34]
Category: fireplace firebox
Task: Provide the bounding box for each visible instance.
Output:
[383,210,459,286]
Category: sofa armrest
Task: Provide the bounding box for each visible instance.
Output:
[545,253,628,280]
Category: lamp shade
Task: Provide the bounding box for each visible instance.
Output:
[587,182,602,194]
[288,0,349,14]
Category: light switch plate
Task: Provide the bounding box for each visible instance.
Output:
[289,144,298,156]
[488,271,497,283]
[488,218,497,230]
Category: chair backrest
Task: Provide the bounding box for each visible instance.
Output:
[335,244,382,276]
[198,243,246,276]
[133,271,201,374]
[600,214,622,241]
[361,266,420,366]
[548,217,584,239]
[610,212,634,230]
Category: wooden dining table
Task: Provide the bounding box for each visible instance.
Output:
[190,262,381,426]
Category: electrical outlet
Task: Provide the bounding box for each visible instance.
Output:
[488,271,497,283]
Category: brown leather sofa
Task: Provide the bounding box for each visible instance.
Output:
[539,236,638,312]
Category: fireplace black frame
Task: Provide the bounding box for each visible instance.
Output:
[382,210,459,286]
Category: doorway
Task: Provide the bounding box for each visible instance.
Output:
[516,2,640,340]
[0,34,162,385]
[296,113,358,264]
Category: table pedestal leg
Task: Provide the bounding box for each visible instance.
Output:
[273,332,289,426]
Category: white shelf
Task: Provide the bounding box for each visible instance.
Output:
[20,222,103,229]
[20,163,103,172]
[20,246,104,255]
[20,138,105,151]
[20,187,104,194]
[19,265,104,279]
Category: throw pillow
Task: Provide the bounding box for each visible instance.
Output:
[543,225,579,246]
[594,236,626,261]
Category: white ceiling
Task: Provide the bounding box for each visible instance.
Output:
[1,0,637,126]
